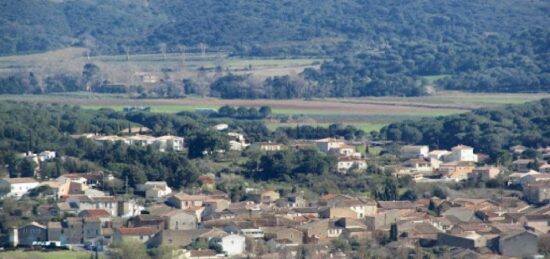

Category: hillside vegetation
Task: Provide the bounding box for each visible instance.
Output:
[1,0,549,95]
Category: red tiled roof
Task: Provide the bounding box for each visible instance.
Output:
[80,209,110,218]
[118,227,158,236]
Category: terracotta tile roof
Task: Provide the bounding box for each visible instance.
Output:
[171,192,207,201]
[118,226,158,236]
[190,249,216,257]
[377,201,417,210]
[79,209,110,218]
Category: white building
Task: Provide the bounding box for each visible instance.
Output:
[0,178,39,198]
[428,150,451,160]
[445,145,478,163]
[337,157,367,173]
[241,228,265,239]
[153,135,184,152]
[137,181,172,200]
[38,151,56,162]
[248,142,284,152]
[314,138,346,153]
[212,124,229,131]
[220,234,246,256]
[227,132,248,151]
[80,134,184,152]
[400,145,429,159]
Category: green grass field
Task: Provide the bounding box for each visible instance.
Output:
[0,250,93,259]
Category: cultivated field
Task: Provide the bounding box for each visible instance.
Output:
[0,48,323,84]
[2,91,547,132]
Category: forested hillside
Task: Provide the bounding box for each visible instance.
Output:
[2,0,547,56]
[380,98,550,160]
[1,0,549,95]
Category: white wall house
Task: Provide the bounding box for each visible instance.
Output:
[314,138,346,153]
[38,151,56,162]
[445,145,478,163]
[137,181,172,200]
[0,178,39,198]
[154,135,184,152]
[337,157,367,173]
[400,145,429,159]
[220,234,246,256]
[79,134,184,152]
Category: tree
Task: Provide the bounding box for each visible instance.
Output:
[110,239,149,259]
[19,158,37,177]
[167,160,200,189]
[399,189,417,201]
[208,238,223,253]
[82,63,101,91]
[120,165,146,189]
[150,245,181,259]
[187,131,229,159]
[28,185,54,197]
[373,177,399,201]
[259,106,272,118]
[390,223,398,241]
[432,186,447,199]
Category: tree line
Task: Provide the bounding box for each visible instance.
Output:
[380,98,550,161]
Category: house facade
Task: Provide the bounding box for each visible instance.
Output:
[0,177,39,198]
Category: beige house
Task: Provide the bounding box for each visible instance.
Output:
[438,161,476,181]
[167,193,207,209]
[113,227,159,243]
[247,190,280,204]
[471,166,500,180]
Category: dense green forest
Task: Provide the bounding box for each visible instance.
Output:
[380,98,550,160]
[1,0,549,95]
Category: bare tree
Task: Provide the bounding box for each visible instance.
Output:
[158,43,167,61]
[177,44,187,72]
[82,35,96,61]
[123,46,131,61]
[198,43,207,57]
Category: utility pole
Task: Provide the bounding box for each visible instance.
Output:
[199,43,207,57]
